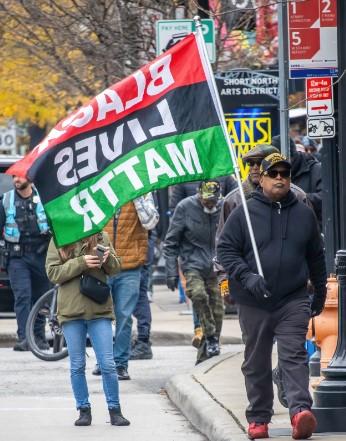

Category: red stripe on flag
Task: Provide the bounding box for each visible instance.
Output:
[8,33,206,178]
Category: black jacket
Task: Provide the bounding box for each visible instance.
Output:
[291,152,322,223]
[217,190,327,310]
[164,195,221,277]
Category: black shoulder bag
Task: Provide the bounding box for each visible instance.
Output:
[80,274,110,304]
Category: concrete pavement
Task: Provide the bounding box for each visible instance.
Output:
[164,313,346,441]
[2,284,345,440]
[0,346,209,441]
[167,349,346,441]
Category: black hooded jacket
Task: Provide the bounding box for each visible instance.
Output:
[217,189,327,310]
[164,195,222,277]
[271,135,322,223]
[290,152,322,222]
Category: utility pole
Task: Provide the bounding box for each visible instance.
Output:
[277,1,290,158]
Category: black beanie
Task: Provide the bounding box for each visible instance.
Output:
[271,135,280,150]
[271,135,297,157]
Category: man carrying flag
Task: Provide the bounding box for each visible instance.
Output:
[217,153,327,440]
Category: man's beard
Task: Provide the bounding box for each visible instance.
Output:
[16,181,30,191]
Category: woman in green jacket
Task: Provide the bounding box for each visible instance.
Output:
[46,231,130,427]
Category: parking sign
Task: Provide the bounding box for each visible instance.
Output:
[307,116,335,138]
[306,77,334,117]
[156,19,215,63]
[288,0,338,78]
[0,126,16,153]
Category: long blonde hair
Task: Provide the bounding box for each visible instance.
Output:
[58,234,99,262]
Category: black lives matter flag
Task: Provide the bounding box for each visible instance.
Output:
[8,33,234,247]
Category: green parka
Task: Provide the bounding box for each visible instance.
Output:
[45,232,120,324]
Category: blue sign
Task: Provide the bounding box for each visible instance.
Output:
[290,68,339,79]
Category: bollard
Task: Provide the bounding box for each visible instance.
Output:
[312,250,346,432]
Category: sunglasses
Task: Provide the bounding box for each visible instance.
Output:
[264,169,291,179]
[247,159,262,167]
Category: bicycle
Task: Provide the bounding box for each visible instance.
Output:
[25,285,69,361]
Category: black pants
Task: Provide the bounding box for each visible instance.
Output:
[8,252,51,340]
[238,297,312,423]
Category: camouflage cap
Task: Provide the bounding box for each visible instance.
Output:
[198,180,221,200]
[242,144,279,163]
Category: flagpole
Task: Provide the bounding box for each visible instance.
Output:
[194,16,264,278]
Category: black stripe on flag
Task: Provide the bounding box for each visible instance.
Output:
[30,82,220,202]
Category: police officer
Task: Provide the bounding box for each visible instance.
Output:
[0,175,51,351]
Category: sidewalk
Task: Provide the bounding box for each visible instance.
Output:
[1,285,345,440]
[166,346,346,441]
[0,284,243,347]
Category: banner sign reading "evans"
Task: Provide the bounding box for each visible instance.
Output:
[8,34,234,247]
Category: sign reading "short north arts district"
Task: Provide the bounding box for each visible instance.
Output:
[288,0,338,78]
[216,70,279,179]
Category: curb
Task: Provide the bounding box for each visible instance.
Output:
[166,352,248,441]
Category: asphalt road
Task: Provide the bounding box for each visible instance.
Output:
[0,345,213,441]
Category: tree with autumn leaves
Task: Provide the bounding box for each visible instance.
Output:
[0,0,278,135]
[0,0,174,129]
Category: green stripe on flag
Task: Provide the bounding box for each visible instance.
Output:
[46,125,233,246]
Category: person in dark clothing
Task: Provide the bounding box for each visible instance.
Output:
[0,175,51,351]
[169,175,236,347]
[130,229,157,360]
[217,153,327,440]
[215,143,308,321]
[272,135,322,225]
[301,136,321,162]
[164,180,224,364]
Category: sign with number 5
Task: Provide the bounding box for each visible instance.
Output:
[288,0,338,78]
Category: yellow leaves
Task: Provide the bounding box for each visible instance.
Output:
[0,39,88,127]
[0,50,85,127]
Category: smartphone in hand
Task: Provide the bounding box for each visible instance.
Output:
[95,244,107,264]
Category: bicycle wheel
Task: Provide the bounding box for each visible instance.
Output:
[26,286,69,361]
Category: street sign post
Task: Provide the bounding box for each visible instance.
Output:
[278,1,290,159]
[288,0,338,78]
[307,116,335,138]
[0,126,16,154]
[306,77,334,116]
[156,19,215,62]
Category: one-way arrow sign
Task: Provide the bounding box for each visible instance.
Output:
[306,77,334,117]
[311,104,328,112]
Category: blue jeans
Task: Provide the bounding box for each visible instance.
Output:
[108,268,142,369]
[178,278,186,303]
[62,318,120,410]
[193,307,201,329]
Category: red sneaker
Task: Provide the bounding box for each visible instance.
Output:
[247,422,269,440]
[291,410,317,439]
